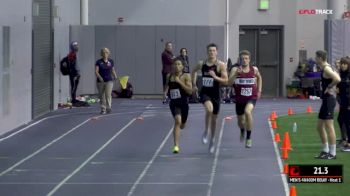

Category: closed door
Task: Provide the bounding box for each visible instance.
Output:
[239,26,283,97]
[32,0,54,118]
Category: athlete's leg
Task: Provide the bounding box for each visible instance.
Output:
[317,119,328,149]
[180,104,189,129]
[237,115,245,130]
[236,102,246,142]
[315,119,330,159]
[173,113,182,147]
[202,100,213,144]
[325,119,336,156]
[244,102,255,148]
[208,99,220,153]
[210,114,218,139]
[244,103,255,131]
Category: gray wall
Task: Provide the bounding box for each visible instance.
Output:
[88,0,328,96]
[89,0,212,25]
[0,0,32,135]
[0,0,80,135]
[326,20,350,64]
[71,25,225,95]
[297,0,327,62]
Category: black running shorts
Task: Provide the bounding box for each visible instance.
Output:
[318,94,336,120]
[170,102,189,124]
[235,99,257,116]
[200,94,220,115]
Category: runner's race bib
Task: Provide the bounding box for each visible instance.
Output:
[170,89,181,99]
[202,77,214,87]
[241,87,252,96]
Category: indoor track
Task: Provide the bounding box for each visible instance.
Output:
[0,99,321,196]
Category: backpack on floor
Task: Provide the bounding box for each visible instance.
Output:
[118,82,133,98]
[60,56,70,75]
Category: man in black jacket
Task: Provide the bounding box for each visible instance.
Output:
[68,41,80,104]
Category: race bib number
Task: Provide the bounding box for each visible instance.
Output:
[241,88,252,96]
[170,89,181,99]
[202,77,214,87]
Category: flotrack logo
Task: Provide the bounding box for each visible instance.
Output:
[298,9,333,15]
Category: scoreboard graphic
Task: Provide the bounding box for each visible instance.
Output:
[288,165,343,183]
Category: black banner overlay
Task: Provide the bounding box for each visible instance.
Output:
[288,165,343,183]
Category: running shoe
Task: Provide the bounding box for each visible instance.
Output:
[202,131,209,144]
[245,139,252,148]
[209,138,215,154]
[100,111,106,115]
[325,153,336,160]
[337,140,347,148]
[342,145,350,152]
[173,146,180,154]
[314,151,329,159]
[180,124,186,129]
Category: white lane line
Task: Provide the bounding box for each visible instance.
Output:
[145,104,152,109]
[0,118,47,142]
[268,120,289,196]
[0,182,208,185]
[46,118,136,196]
[0,119,91,177]
[127,127,173,196]
[0,110,142,143]
[207,118,226,196]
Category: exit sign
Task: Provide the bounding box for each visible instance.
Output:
[259,0,269,10]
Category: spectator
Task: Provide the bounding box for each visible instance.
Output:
[95,48,118,114]
[162,42,175,103]
[68,41,80,104]
[176,48,190,73]
[337,57,350,150]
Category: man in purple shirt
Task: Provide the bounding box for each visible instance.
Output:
[162,42,175,89]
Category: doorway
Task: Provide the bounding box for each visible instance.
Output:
[239,26,283,97]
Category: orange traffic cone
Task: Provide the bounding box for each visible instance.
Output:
[271,111,277,120]
[281,132,292,151]
[282,148,289,159]
[274,133,281,143]
[272,121,278,129]
[270,113,275,121]
[289,186,297,196]
[288,107,294,116]
[306,106,313,113]
[283,164,289,174]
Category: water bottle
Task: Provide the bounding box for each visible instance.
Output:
[293,122,297,133]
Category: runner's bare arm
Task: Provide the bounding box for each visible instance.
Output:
[324,66,340,95]
[208,61,228,84]
[191,61,203,89]
[227,67,238,86]
[325,66,341,87]
[176,73,193,95]
[254,66,263,94]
